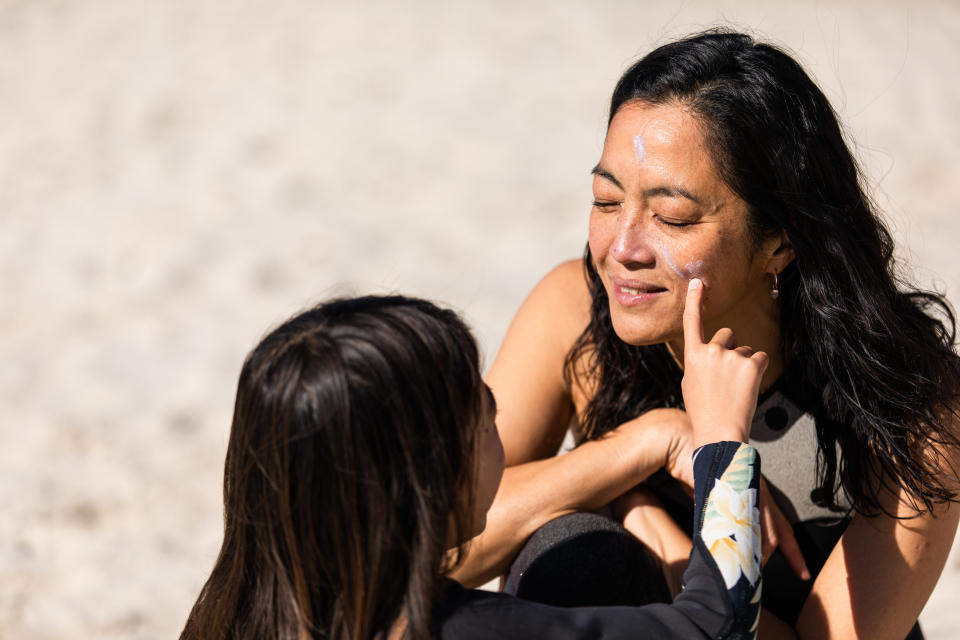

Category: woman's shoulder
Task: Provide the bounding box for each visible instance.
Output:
[521,259,592,337]
[485,259,594,451]
[490,258,592,370]
[499,259,593,376]
[543,258,590,288]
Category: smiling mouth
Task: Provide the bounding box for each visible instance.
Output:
[617,284,667,296]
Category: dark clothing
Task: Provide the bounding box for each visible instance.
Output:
[434,442,762,640]
[505,512,672,607]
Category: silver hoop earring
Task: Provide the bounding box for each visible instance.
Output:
[770,272,780,300]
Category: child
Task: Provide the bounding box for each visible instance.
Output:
[181,283,765,639]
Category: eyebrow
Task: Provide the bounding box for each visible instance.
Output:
[642,185,702,204]
[590,165,624,191]
[590,165,702,205]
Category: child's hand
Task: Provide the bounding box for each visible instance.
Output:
[681,278,769,448]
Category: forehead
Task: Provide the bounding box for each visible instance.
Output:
[608,101,705,151]
[599,101,729,199]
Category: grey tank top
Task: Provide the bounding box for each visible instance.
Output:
[750,387,851,522]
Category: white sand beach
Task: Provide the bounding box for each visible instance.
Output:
[1,1,958,637]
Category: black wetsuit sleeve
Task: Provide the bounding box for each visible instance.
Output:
[433,441,761,640]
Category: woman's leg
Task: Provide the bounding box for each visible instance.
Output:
[504,511,672,607]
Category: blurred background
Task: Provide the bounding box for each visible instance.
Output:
[1,1,958,638]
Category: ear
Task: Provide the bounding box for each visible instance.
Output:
[763,229,795,275]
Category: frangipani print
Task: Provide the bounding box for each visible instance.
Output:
[700,446,761,590]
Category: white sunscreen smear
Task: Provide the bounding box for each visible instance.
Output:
[655,236,705,282]
[633,134,646,164]
[684,260,705,279]
[659,238,687,279]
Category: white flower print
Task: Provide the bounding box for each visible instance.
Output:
[700,447,762,589]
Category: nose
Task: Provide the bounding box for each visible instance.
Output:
[609,218,657,266]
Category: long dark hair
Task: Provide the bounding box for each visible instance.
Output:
[180,295,483,640]
[566,29,960,515]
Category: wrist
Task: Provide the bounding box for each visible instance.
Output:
[665,415,697,464]
[690,421,749,450]
[611,409,694,486]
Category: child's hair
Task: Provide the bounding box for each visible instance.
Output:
[180,295,484,640]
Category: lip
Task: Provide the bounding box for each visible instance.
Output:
[610,276,668,305]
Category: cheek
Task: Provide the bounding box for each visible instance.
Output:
[587,212,611,258]
[652,234,711,285]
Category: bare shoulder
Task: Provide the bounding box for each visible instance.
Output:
[487,259,593,464]
[518,258,592,347]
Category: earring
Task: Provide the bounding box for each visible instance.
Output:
[770,272,780,300]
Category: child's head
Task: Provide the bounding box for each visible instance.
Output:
[183,295,501,640]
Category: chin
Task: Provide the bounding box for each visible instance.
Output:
[609,315,679,347]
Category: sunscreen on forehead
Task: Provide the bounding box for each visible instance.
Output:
[633,134,646,164]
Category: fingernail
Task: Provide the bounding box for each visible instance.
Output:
[689,278,702,290]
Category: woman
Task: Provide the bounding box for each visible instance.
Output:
[179,292,771,639]
[454,30,960,639]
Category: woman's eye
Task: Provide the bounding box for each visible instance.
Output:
[592,200,621,211]
[654,214,694,228]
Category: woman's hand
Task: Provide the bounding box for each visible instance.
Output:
[680,278,769,447]
[625,408,695,491]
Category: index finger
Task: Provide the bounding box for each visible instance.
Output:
[683,278,705,347]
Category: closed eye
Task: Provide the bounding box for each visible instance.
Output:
[654,214,695,228]
[592,200,621,212]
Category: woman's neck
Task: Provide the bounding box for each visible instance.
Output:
[666,298,786,393]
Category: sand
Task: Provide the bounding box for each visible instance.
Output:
[2,1,958,637]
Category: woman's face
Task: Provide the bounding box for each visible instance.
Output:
[589,100,776,347]
[471,384,505,537]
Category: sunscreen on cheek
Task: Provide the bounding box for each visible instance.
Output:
[654,236,708,285]
[684,260,705,280]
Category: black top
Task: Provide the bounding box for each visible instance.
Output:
[433,442,762,640]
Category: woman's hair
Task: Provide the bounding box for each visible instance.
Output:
[566,29,960,515]
[180,295,484,640]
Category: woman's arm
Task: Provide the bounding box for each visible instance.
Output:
[452,261,691,587]
[788,471,960,639]
[747,412,960,640]
[454,408,690,586]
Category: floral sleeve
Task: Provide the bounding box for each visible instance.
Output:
[690,442,762,640]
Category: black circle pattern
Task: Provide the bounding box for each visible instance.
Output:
[764,406,789,431]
